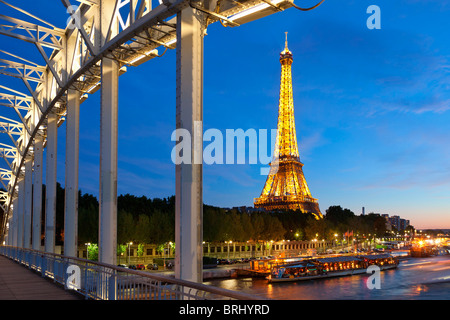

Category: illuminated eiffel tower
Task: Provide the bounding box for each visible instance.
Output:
[254,33,322,219]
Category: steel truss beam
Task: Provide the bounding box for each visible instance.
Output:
[0,144,16,159]
[0,119,24,137]
[0,92,32,111]
[0,167,13,191]
[0,58,46,83]
[0,14,65,50]
[0,142,19,173]
[0,190,8,212]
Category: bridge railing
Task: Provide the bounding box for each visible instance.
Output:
[0,245,264,300]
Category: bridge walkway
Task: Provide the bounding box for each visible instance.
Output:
[0,255,82,300]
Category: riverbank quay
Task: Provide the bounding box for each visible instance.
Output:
[146,265,242,281]
[138,250,413,281]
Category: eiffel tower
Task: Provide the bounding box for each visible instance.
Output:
[254,33,322,219]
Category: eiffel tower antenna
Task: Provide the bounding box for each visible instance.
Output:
[254,35,322,219]
[285,31,288,50]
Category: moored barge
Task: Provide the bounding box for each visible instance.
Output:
[267,254,399,283]
[410,245,434,257]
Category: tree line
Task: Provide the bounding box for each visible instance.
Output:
[35,184,399,248]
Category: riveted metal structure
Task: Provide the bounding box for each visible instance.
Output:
[0,0,325,291]
[254,34,322,219]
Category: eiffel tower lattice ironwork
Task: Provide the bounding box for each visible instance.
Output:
[254,33,322,219]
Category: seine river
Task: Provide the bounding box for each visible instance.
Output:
[204,255,450,300]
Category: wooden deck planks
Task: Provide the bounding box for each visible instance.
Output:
[0,255,82,300]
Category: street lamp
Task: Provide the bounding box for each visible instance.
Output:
[334,234,338,250]
[85,242,90,260]
[226,241,232,259]
[128,242,133,265]
[164,241,173,269]
[167,241,172,266]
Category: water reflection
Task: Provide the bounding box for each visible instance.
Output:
[204,256,450,300]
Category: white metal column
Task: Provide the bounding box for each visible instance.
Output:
[175,6,204,283]
[17,178,25,248]
[64,89,80,257]
[23,158,33,249]
[99,57,118,266]
[32,134,43,250]
[6,214,12,245]
[98,0,119,268]
[45,111,58,253]
[11,197,18,247]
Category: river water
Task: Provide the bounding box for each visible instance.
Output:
[204,255,450,300]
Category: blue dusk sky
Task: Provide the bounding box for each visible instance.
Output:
[0,1,449,229]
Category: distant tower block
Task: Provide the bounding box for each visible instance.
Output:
[254,33,322,219]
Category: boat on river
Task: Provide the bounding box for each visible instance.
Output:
[267,254,399,283]
[410,246,434,257]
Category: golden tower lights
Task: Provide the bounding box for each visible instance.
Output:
[254,34,322,219]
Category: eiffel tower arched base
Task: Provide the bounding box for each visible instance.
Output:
[254,197,323,220]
